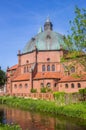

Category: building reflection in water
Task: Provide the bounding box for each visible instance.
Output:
[0,105,86,130]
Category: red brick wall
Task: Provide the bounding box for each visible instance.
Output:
[58,81,86,93]
[21,51,36,65]
[12,81,31,94]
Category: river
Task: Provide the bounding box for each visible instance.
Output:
[0,105,86,130]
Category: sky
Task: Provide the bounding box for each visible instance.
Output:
[0,0,86,70]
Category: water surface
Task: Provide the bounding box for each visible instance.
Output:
[0,105,86,130]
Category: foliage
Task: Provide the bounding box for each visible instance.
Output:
[53,92,65,99]
[53,92,65,106]
[64,6,86,51]
[0,69,6,86]
[71,73,82,78]
[0,96,86,119]
[0,124,21,130]
[63,7,86,70]
[79,88,86,95]
[40,87,46,93]
[30,88,37,93]
[46,87,52,92]
[79,88,86,101]
[40,87,52,93]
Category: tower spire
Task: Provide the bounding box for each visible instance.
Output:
[46,16,50,22]
[44,17,53,31]
[38,26,43,34]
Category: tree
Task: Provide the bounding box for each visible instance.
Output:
[0,69,6,86]
[64,6,86,51]
[63,7,86,71]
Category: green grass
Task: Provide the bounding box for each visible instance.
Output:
[0,124,21,130]
[0,96,86,120]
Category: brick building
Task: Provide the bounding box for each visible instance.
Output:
[6,18,86,95]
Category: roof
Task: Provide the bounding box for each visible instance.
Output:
[59,75,86,83]
[8,64,18,71]
[12,73,30,82]
[33,72,62,80]
[23,20,65,53]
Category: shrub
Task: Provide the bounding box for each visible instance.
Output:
[30,88,37,93]
[79,88,86,101]
[53,92,65,100]
[53,92,65,106]
[40,87,46,93]
[0,124,21,130]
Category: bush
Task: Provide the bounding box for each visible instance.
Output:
[40,87,52,93]
[0,124,21,130]
[53,92,65,106]
[30,88,37,93]
[53,92,65,100]
[79,88,86,101]
[40,87,46,93]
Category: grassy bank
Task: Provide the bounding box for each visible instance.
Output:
[0,124,21,130]
[0,96,86,120]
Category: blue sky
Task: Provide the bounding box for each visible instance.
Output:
[0,0,86,70]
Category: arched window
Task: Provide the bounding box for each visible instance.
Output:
[26,60,29,64]
[19,84,22,88]
[65,84,68,88]
[25,83,28,88]
[54,83,57,87]
[27,66,29,72]
[77,83,81,88]
[52,65,55,71]
[42,65,45,71]
[71,66,75,73]
[40,83,44,87]
[24,66,26,73]
[71,83,74,88]
[14,84,17,88]
[47,65,50,71]
[47,83,51,87]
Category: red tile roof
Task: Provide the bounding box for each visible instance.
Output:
[59,75,86,82]
[12,73,30,81]
[8,64,18,71]
[33,72,62,79]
